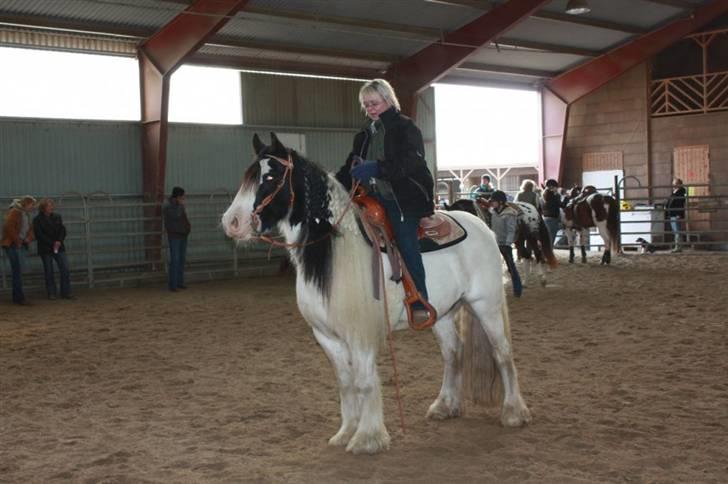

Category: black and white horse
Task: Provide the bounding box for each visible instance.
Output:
[221,134,531,454]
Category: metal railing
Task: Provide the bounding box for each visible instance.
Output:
[0,191,285,294]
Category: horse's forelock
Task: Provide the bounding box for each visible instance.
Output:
[241,161,261,191]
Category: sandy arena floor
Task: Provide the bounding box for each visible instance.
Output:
[1,250,727,483]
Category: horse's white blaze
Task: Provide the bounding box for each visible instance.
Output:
[221,187,256,241]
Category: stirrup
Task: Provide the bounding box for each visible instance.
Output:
[402,272,437,330]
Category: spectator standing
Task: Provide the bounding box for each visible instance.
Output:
[33,198,72,300]
[665,178,687,253]
[163,186,191,292]
[515,179,541,211]
[1,196,36,305]
[473,174,495,199]
[541,179,562,245]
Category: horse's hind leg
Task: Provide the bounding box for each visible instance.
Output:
[469,299,531,427]
[311,327,359,447]
[346,345,390,454]
[427,310,463,420]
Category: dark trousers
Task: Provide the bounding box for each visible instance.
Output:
[40,251,71,298]
[499,245,522,297]
[3,245,25,303]
[378,198,429,303]
[168,236,188,290]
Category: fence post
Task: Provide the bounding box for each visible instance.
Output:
[614,175,622,253]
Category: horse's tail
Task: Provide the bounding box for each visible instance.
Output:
[458,305,505,407]
[606,196,620,253]
[538,216,558,268]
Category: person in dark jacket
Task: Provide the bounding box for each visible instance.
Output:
[33,198,72,300]
[666,178,687,252]
[163,186,191,292]
[541,178,562,245]
[335,78,435,323]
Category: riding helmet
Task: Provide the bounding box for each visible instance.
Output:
[545,179,559,188]
[490,190,507,203]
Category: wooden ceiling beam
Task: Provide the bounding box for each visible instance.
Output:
[495,37,599,56]
[639,0,700,9]
[187,53,381,79]
[458,62,554,78]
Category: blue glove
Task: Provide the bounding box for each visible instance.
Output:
[350,159,380,183]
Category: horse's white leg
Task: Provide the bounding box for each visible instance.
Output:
[566,229,577,263]
[595,220,611,264]
[536,260,547,287]
[427,311,463,420]
[311,327,359,447]
[521,258,531,288]
[469,300,531,427]
[346,346,390,454]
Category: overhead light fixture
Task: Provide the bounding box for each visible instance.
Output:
[565,0,590,15]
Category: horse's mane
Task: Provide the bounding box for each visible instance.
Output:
[285,151,336,299]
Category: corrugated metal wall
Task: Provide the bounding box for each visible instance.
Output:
[0,117,142,197]
[241,72,364,129]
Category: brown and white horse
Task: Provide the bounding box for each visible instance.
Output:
[561,186,620,265]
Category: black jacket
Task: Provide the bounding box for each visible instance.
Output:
[163,199,191,238]
[33,212,66,256]
[666,187,686,218]
[336,107,435,218]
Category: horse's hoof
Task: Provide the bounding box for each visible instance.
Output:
[345,428,391,454]
[427,399,461,420]
[568,257,574,264]
[540,277,547,287]
[581,257,587,264]
[328,427,355,447]
[501,401,532,427]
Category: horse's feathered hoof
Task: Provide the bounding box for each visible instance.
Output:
[328,426,356,447]
[427,398,461,420]
[501,401,532,427]
[345,428,391,454]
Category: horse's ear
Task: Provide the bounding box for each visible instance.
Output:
[270,132,286,153]
[252,133,265,155]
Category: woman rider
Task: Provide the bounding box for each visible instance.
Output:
[335,79,435,323]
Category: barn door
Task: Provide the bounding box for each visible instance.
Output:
[673,145,710,234]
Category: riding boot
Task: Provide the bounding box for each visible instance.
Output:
[581,246,587,263]
[569,246,575,263]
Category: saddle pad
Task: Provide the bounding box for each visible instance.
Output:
[356,211,468,253]
[419,212,467,253]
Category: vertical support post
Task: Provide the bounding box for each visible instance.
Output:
[541,87,568,184]
[614,175,622,253]
[138,0,248,267]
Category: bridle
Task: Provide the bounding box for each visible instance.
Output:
[251,151,295,231]
[249,151,360,249]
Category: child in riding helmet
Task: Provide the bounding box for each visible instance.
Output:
[489,190,522,298]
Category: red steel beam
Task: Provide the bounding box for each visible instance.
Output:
[139,0,248,265]
[385,0,550,116]
[139,0,248,202]
[542,0,728,183]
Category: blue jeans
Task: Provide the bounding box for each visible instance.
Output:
[3,245,26,303]
[377,198,429,303]
[168,236,188,290]
[669,216,682,245]
[40,251,71,298]
[499,245,522,297]
[544,217,561,246]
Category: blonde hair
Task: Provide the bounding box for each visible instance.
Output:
[519,179,535,192]
[359,78,400,112]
